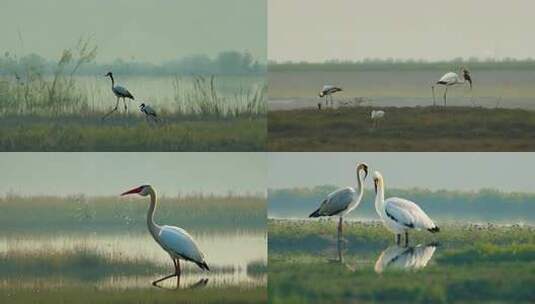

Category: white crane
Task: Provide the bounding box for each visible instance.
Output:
[309,163,369,237]
[121,185,209,286]
[371,110,385,128]
[374,244,437,273]
[103,72,135,118]
[372,171,439,246]
[140,103,159,123]
[431,68,472,106]
[319,85,342,107]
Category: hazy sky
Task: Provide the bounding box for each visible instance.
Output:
[268,153,535,193]
[0,0,266,63]
[0,153,266,196]
[269,0,533,62]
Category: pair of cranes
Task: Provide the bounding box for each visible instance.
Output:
[318,68,473,107]
[103,72,159,123]
[309,163,439,246]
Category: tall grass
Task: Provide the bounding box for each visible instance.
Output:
[0,37,97,115]
[172,75,266,117]
[0,38,266,118]
[0,194,266,233]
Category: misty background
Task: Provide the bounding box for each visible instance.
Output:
[0,0,266,75]
[269,0,533,62]
[0,153,266,197]
[268,153,535,193]
[268,153,535,223]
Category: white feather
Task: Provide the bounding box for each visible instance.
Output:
[158,225,206,264]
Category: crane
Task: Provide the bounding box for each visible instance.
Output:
[103,72,135,118]
[140,103,159,123]
[121,185,209,286]
[373,171,439,246]
[309,163,368,237]
[371,110,385,128]
[319,85,342,107]
[432,68,472,106]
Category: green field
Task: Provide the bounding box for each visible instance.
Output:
[0,113,265,151]
[268,106,535,151]
[269,219,535,304]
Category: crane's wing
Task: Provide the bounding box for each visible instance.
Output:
[159,225,206,264]
[384,198,437,230]
[437,72,459,85]
[145,105,157,116]
[113,85,135,99]
[315,187,355,216]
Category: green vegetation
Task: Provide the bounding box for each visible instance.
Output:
[0,286,266,304]
[268,106,535,151]
[269,186,535,224]
[269,219,535,304]
[0,39,266,151]
[0,195,266,233]
[0,114,266,151]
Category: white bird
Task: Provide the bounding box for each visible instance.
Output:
[309,163,368,236]
[432,68,473,106]
[371,110,385,128]
[319,85,342,107]
[372,171,439,245]
[140,103,159,123]
[121,185,209,286]
[374,244,437,273]
[103,72,135,118]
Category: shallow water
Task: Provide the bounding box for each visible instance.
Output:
[269,70,535,110]
[0,231,266,289]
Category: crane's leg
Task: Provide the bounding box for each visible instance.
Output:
[123,98,128,113]
[102,97,120,119]
[152,257,181,287]
[404,232,409,247]
[443,87,448,106]
[396,234,401,245]
[431,86,436,106]
[338,217,343,237]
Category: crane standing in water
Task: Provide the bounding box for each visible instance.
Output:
[121,185,210,286]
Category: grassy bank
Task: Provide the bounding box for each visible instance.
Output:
[268,106,535,151]
[0,286,266,304]
[269,219,535,303]
[0,114,266,151]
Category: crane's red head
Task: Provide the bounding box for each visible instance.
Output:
[121,185,151,197]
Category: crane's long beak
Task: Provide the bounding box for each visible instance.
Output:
[121,186,143,196]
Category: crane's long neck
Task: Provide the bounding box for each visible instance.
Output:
[374,178,385,216]
[109,75,115,88]
[147,189,161,240]
[356,169,364,202]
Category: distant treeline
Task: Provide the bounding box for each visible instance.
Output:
[0,194,266,233]
[269,58,535,72]
[269,186,535,224]
[0,51,266,77]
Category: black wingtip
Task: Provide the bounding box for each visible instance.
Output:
[428,226,440,233]
[199,262,210,271]
[309,209,320,218]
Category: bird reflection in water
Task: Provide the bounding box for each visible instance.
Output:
[374,244,438,273]
[152,274,209,290]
